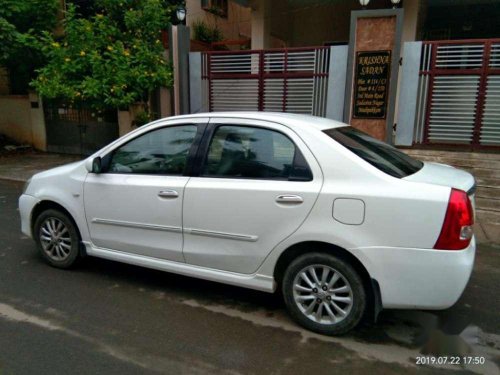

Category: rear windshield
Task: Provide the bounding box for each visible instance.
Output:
[323,127,423,178]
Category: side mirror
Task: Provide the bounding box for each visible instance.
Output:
[85,157,102,173]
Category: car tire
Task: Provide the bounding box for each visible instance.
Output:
[34,209,81,269]
[282,252,366,335]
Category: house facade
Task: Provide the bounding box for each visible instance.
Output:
[187,0,500,149]
[187,0,499,49]
[0,0,499,151]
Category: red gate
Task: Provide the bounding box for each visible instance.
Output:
[201,47,330,116]
[415,38,500,148]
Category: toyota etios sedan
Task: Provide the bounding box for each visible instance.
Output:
[19,112,476,335]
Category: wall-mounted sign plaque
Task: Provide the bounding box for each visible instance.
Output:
[352,50,391,119]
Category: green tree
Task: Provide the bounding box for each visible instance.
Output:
[0,0,59,93]
[33,0,181,114]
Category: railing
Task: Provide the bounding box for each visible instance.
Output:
[201,46,330,116]
[414,38,500,148]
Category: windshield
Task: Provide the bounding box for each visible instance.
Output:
[323,127,424,178]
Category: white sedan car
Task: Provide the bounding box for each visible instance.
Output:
[19,112,476,335]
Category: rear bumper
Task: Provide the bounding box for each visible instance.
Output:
[19,194,40,238]
[351,237,476,309]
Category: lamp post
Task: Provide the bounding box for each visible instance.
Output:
[170,6,189,115]
[359,0,370,9]
[390,0,401,8]
[176,6,186,24]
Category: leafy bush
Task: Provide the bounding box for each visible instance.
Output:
[192,19,222,44]
[32,0,176,111]
[0,0,59,93]
[133,109,154,127]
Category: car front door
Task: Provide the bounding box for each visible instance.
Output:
[182,118,323,274]
[83,119,207,261]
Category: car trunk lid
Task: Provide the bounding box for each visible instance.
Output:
[404,162,477,217]
[404,162,476,194]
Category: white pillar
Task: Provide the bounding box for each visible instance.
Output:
[251,0,271,49]
[189,52,207,114]
[402,0,420,43]
[159,87,172,118]
[117,110,133,136]
[28,91,47,151]
[169,24,190,115]
[395,42,422,146]
[171,25,181,115]
[326,46,349,122]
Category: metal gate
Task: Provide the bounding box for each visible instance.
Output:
[201,47,330,116]
[414,38,500,148]
[44,101,119,155]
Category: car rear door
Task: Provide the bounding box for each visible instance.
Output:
[84,118,207,262]
[182,117,323,274]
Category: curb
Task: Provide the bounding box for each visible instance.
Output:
[0,176,27,183]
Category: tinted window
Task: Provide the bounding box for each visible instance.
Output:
[108,125,197,175]
[324,127,423,178]
[202,126,312,180]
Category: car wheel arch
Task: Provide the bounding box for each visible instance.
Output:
[31,200,84,254]
[273,241,382,321]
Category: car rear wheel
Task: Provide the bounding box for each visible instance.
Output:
[282,252,366,335]
[34,209,81,269]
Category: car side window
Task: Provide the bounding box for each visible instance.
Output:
[107,125,197,175]
[202,125,312,180]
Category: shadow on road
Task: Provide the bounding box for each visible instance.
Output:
[66,246,499,362]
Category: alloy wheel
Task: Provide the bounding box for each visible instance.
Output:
[39,217,72,261]
[292,264,353,325]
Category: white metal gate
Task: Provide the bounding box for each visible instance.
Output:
[201,47,330,116]
[414,38,500,148]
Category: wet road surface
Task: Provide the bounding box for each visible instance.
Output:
[0,180,499,374]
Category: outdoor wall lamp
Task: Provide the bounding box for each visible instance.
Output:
[176,7,186,22]
[359,0,370,9]
[390,0,401,8]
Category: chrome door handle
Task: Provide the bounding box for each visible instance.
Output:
[158,189,179,199]
[276,194,303,204]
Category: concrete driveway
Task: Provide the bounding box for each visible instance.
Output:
[0,152,80,182]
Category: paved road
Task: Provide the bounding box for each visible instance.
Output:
[0,180,499,375]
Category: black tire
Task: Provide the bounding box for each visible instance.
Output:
[34,209,81,269]
[282,252,366,335]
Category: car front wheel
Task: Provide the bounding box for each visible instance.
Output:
[34,209,81,269]
[282,252,366,335]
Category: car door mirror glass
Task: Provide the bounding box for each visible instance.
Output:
[92,157,102,174]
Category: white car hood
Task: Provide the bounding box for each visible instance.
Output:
[32,160,84,179]
[403,162,476,194]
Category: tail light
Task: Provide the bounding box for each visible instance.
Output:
[434,188,474,250]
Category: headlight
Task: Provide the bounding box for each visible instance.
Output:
[22,178,32,194]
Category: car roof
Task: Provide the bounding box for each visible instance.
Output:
[165,112,347,132]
